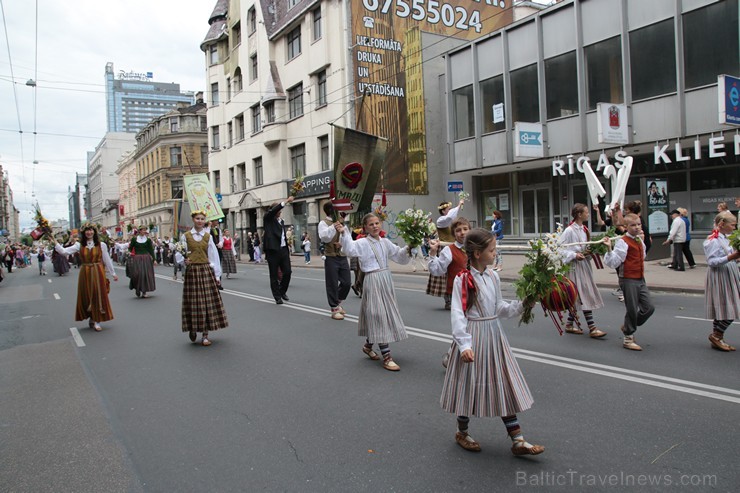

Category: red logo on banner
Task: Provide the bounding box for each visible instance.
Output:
[609,105,620,129]
[341,162,363,189]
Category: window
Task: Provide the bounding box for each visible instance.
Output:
[232,22,241,48]
[319,135,329,171]
[288,84,304,119]
[211,126,220,149]
[251,105,261,134]
[227,122,233,147]
[213,170,221,192]
[584,36,623,110]
[211,82,219,105]
[209,44,218,65]
[290,144,306,177]
[229,167,236,193]
[171,179,184,199]
[683,0,739,89]
[234,68,243,93]
[170,117,179,132]
[250,54,258,82]
[226,77,231,101]
[316,70,327,107]
[170,146,182,166]
[452,85,474,139]
[288,0,300,9]
[480,75,505,133]
[313,8,322,41]
[254,157,263,186]
[545,51,578,119]
[200,145,208,165]
[236,114,245,141]
[238,163,247,190]
[510,63,539,124]
[287,26,301,60]
[264,101,275,123]
[630,19,676,100]
[248,7,256,34]
[200,117,207,132]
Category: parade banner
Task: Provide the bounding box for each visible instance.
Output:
[183,174,224,222]
[350,0,514,194]
[332,126,387,213]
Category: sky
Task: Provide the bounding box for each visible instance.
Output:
[0,0,215,230]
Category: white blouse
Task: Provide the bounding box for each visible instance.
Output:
[436,204,462,229]
[55,241,116,277]
[428,242,464,276]
[560,223,588,264]
[603,234,646,269]
[180,228,222,280]
[704,233,735,268]
[339,231,410,272]
[450,267,523,353]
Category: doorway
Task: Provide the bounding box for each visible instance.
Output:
[520,187,552,235]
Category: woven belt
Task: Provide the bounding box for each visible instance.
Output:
[468,316,498,321]
[365,268,389,274]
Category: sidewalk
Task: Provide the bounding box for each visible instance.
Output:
[237,251,707,294]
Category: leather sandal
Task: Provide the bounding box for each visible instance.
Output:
[565,325,583,335]
[338,306,346,315]
[362,345,380,360]
[93,323,102,332]
[623,335,642,351]
[709,333,736,351]
[202,337,212,346]
[455,431,481,452]
[589,327,607,338]
[511,438,544,456]
[331,310,345,320]
[382,357,400,371]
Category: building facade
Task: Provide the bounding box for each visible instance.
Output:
[88,132,136,228]
[0,165,20,241]
[67,172,87,231]
[133,99,209,238]
[105,62,195,134]
[116,151,137,237]
[442,0,739,249]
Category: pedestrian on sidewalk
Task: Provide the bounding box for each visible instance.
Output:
[491,210,504,271]
[172,249,185,280]
[180,210,228,346]
[54,223,118,332]
[318,203,351,320]
[704,211,740,352]
[677,208,696,269]
[604,214,655,351]
[664,210,687,271]
[336,213,411,371]
[127,225,156,298]
[301,232,312,265]
[37,248,47,275]
[263,196,294,304]
[560,204,607,339]
[246,232,254,262]
[219,229,238,279]
[440,228,544,456]
[253,233,263,263]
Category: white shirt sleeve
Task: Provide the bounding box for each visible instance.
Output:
[207,235,222,280]
[428,246,453,276]
[384,238,411,265]
[318,221,337,244]
[339,229,360,258]
[604,238,628,269]
[55,242,81,256]
[436,205,461,229]
[704,238,730,267]
[100,243,116,277]
[450,275,472,352]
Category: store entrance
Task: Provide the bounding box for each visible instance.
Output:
[520,187,552,235]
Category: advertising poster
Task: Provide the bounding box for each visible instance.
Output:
[183,174,224,222]
[646,178,669,234]
[351,0,514,194]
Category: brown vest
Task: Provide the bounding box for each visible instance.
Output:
[323,218,345,257]
[445,245,467,295]
[620,236,644,279]
[186,232,211,264]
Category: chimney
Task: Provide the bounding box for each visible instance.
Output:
[195,91,204,104]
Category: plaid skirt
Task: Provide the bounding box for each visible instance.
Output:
[127,254,156,293]
[182,263,228,333]
[221,249,237,274]
[426,273,447,297]
[359,269,407,343]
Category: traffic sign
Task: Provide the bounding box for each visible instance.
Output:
[215,193,223,203]
[514,122,544,158]
[447,181,464,192]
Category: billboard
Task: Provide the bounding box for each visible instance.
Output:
[351,0,514,194]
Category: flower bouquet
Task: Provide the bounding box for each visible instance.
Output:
[729,229,740,252]
[458,191,470,209]
[395,207,436,248]
[31,204,53,241]
[290,172,305,197]
[373,205,388,223]
[513,224,579,335]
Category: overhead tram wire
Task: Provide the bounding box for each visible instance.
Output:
[31,0,39,197]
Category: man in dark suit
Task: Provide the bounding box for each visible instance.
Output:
[263,196,294,304]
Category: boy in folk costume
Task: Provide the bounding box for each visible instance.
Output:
[427,198,466,309]
[560,204,607,339]
[604,214,655,351]
[703,211,740,351]
[318,202,352,320]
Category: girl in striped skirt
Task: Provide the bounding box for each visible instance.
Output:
[219,229,238,279]
[704,211,740,352]
[181,211,229,346]
[440,228,544,456]
[337,213,411,371]
[560,204,607,338]
[127,225,156,298]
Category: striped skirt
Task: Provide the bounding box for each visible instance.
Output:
[181,263,228,333]
[705,261,740,320]
[567,259,604,310]
[127,254,156,293]
[426,273,447,297]
[221,249,237,274]
[358,269,407,343]
[75,263,114,322]
[440,318,533,418]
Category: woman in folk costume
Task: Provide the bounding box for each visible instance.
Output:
[704,211,740,351]
[427,198,466,309]
[54,223,118,332]
[219,229,238,279]
[127,225,156,298]
[51,237,71,276]
[440,229,543,455]
[181,210,228,346]
[560,204,607,338]
[336,213,411,371]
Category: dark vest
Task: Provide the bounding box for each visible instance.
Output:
[619,236,644,279]
[323,218,345,257]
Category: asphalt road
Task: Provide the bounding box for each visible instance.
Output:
[1,261,738,492]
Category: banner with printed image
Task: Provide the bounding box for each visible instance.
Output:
[332,126,387,213]
[183,174,224,222]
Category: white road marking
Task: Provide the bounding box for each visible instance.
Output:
[48,279,52,283]
[149,271,739,404]
[70,327,86,347]
[675,316,740,325]
[53,293,60,300]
